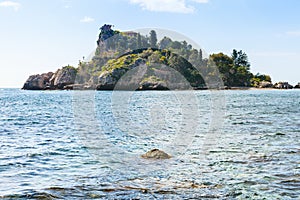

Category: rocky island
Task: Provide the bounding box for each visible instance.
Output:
[22,24,298,90]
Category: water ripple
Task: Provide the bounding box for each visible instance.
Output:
[0,89,299,198]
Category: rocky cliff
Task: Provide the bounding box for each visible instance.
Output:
[22,24,207,91]
[23,24,297,91]
[22,72,54,90]
[22,66,77,90]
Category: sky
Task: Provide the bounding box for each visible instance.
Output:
[0,0,299,87]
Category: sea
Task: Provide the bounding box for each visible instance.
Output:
[0,88,299,199]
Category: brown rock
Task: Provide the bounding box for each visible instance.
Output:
[22,72,54,90]
[273,82,293,89]
[141,149,171,159]
[259,81,273,88]
[50,66,77,89]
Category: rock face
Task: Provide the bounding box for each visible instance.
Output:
[96,58,145,90]
[141,149,171,159]
[22,72,54,90]
[23,66,77,90]
[259,81,273,88]
[273,82,293,89]
[294,82,300,89]
[96,69,125,90]
[139,78,168,90]
[50,66,77,89]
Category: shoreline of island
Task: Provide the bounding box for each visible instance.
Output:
[21,24,300,92]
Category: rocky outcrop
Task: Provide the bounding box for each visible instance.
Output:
[22,72,54,90]
[273,82,293,89]
[50,66,77,89]
[96,69,126,90]
[259,81,273,88]
[141,149,171,159]
[139,76,168,90]
[294,82,300,89]
[96,58,146,90]
[22,66,77,90]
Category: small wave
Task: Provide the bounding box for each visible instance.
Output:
[1,192,59,199]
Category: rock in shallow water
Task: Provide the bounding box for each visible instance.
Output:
[141,149,171,159]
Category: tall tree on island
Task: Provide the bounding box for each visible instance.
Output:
[159,36,172,49]
[137,33,142,49]
[199,49,203,61]
[231,49,252,86]
[232,49,250,70]
[149,30,158,48]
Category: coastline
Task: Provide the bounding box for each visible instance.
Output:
[225,87,300,90]
[15,86,300,91]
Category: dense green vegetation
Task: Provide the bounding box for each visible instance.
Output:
[208,50,271,87]
[77,24,272,88]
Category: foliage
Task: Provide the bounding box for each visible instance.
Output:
[159,37,172,49]
[141,76,164,84]
[209,50,255,87]
[76,24,272,89]
[102,54,139,72]
[149,30,158,48]
[62,65,77,71]
[137,33,142,49]
[251,73,272,87]
[232,49,250,70]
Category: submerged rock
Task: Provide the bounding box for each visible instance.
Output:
[141,149,171,159]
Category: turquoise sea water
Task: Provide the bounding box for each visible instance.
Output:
[0,89,299,199]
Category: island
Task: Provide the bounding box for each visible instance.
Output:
[22,24,298,90]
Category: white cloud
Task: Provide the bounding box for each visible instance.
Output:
[80,16,95,23]
[191,0,209,3]
[0,1,21,11]
[62,0,71,9]
[286,31,300,37]
[130,0,209,14]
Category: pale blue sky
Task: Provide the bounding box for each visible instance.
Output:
[0,0,299,87]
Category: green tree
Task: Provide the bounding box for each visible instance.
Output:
[199,49,203,64]
[231,49,252,86]
[128,36,137,50]
[210,53,234,86]
[182,41,188,50]
[251,73,272,86]
[149,30,158,48]
[159,36,172,49]
[170,41,182,49]
[181,40,189,58]
[232,49,250,70]
[137,33,142,49]
[188,49,199,67]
